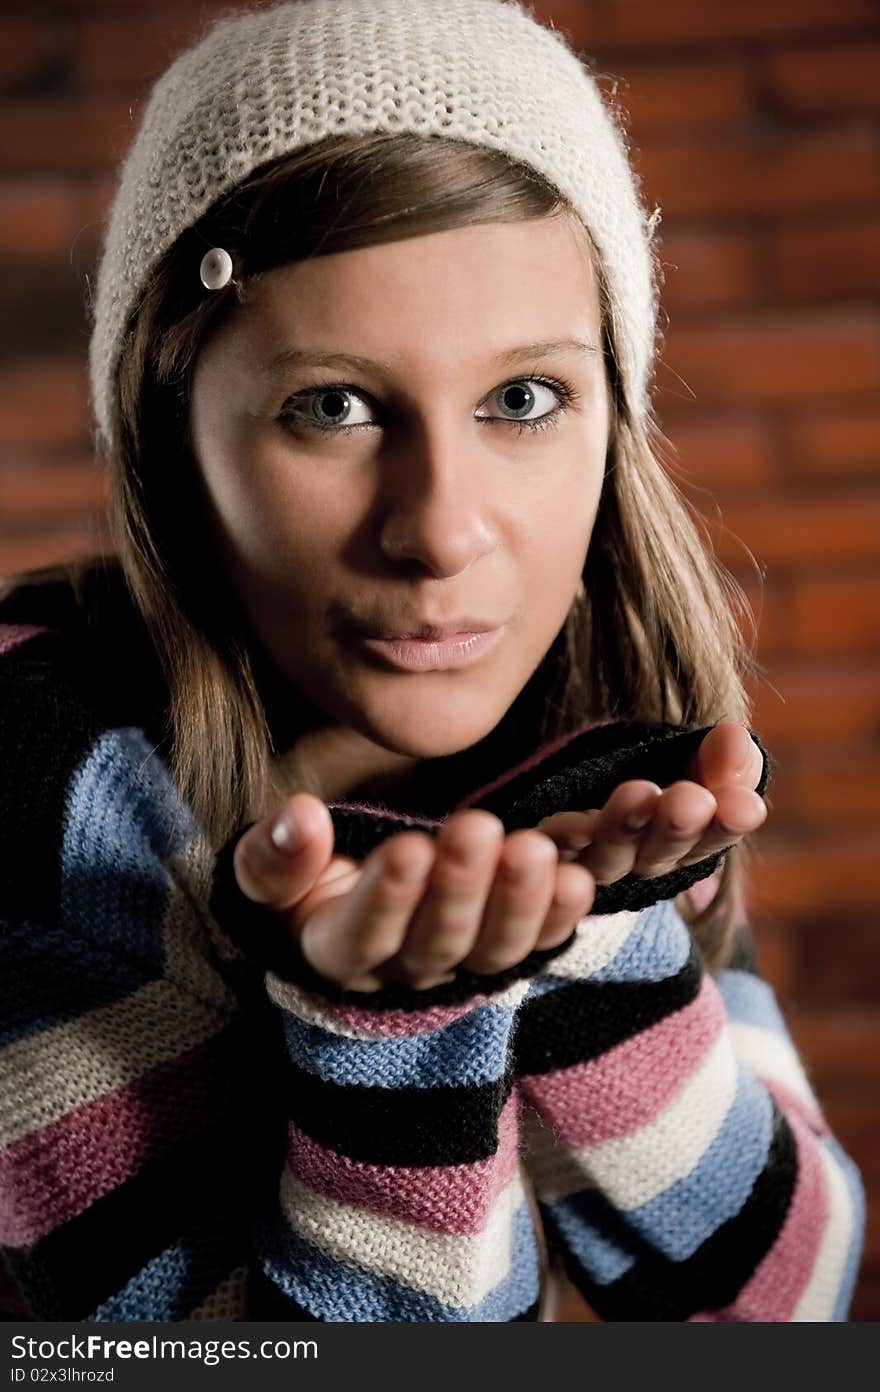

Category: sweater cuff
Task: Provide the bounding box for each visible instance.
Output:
[208,829,580,1014]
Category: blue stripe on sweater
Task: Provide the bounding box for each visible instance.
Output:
[592,899,692,982]
[2,730,201,1046]
[61,728,199,982]
[542,1188,641,1284]
[537,1063,773,1279]
[520,898,691,1004]
[0,916,149,1046]
[714,967,790,1037]
[254,1197,541,1321]
[625,1062,774,1260]
[280,1000,517,1088]
[89,1212,250,1321]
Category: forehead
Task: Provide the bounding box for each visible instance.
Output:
[230,215,602,371]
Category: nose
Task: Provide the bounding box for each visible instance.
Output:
[377,417,498,577]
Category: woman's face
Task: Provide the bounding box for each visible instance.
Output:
[189,212,610,788]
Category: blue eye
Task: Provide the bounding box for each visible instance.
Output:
[278,374,580,438]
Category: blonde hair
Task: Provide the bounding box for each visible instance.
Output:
[13,133,765,971]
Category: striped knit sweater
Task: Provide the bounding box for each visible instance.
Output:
[0,566,865,1322]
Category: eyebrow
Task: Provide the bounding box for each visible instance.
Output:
[263,337,600,377]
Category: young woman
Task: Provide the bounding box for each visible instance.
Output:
[0,0,864,1321]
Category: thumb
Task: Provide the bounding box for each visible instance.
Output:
[233,792,335,911]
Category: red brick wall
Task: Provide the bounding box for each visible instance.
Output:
[1,0,878,1320]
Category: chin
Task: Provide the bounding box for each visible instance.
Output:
[357,701,504,762]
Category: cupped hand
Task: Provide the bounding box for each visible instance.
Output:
[536,719,768,884]
[232,795,596,992]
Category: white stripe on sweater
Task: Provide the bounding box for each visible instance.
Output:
[522,1028,738,1209]
[0,978,227,1147]
[539,910,640,981]
[792,1140,857,1321]
[728,1021,820,1115]
[266,972,532,1040]
[277,1164,528,1308]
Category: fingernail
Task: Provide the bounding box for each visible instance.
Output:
[625,811,652,831]
[270,811,301,853]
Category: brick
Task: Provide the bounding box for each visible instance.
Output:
[661,311,880,409]
[747,661,880,744]
[603,57,752,136]
[796,917,880,1005]
[725,569,788,659]
[0,21,68,97]
[768,216,880,301]
[786,406,880,480]
[0,529,112,583]
[784,1005,880,1093]
[75,12,208,91]
[789,574,880,656]
[662,414,777,489]
[0,361,90,449]
[0,269,90,364]
[767,750,880,825]
[636,126,880,221]
[852,1259,880,1323]
[761,41,880,117]
[0,459,108,521]
[659,228,762,313]
[822,1100,880,1188]
[0,181,79,262]
[701,494,880,568]
[545,0,880,48]
[749,833,879,920]
[0,95,137,174]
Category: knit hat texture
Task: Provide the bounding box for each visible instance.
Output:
[88,0,661,456]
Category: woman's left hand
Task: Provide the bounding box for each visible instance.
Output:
[535,719,767,885]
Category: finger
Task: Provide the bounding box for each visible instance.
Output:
[533,861,595,948]
[536,809,600,861]
[297,831,437,990]
[688,720,759,792]
[573,780,663,884]
[672,783,768,868]
[387,811,506,984]
[458,829,560,974]
[631,780,717,879]
[233,793,335,909]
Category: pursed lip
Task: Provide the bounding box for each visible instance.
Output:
[348,617,501,640]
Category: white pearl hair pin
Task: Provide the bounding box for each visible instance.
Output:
[199,247,233,290]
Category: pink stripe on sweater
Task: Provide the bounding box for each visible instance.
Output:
[518,972,725,1147]
[285,1091,520,1234]
[0,623,52,656]
[689,1106,830,1321]
[0,1035,231,1245]
[454,718,611,811]
[763,1076,830,1139]
[316,992,504,1038]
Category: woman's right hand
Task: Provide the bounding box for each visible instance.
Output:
[232,793,596,992]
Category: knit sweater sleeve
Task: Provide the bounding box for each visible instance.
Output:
[513,892,866,1321]
[0,621,287,1321]
[0,619,552,1322]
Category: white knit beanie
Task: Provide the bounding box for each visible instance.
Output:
[88,0,661,457]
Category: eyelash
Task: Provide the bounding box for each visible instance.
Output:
[278,373,580,438]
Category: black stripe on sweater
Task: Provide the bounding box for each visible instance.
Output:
[5,1051,283,1320]
[247,1263,321,1320]
[284,1061,514,1167]
[549,1098,797,1321]
[513,942,703,1077]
